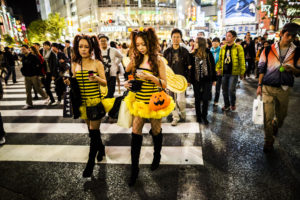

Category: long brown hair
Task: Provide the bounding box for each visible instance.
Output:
[129,27,160,76]
[72,34,103,64]
[195,37,207,59]
[30,46,41,57]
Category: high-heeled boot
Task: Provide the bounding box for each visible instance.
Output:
[128,133,143,186]
[94,130,105,162]
[82,129,98,178]
[150,129,163,171]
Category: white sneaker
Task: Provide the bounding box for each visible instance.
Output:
[171,119,178,126]
[54,101,61,105]
[0,137,5,145]
[43,97,50,105]
[47,101,55,106]
[22,104,33,110]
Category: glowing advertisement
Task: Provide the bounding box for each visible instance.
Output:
[225,0,256,24]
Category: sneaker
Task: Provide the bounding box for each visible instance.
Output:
[230,106,236,111]
[202,118,209,125]
[54,101,61,105]
[22,104,33,110]
[47,101,55,106]
[0,136,5,145]
[171,119,178,126]
[222,106,230,111]
[43,97,50,105]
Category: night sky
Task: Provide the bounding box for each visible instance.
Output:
[6,0,40,26]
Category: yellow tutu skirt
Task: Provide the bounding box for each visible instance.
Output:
[124,91,175,119]
[79,97,115,120]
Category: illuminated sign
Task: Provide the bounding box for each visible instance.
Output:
[225,0,257,24]
[100,26,126,32]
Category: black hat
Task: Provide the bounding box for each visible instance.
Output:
[98,34,109,41]
[282,23,300,36]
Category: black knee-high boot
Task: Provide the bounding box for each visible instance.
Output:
[129,133,143,186]
[150,129,163,171]
[82,129,99,178]
[95,130,105,162]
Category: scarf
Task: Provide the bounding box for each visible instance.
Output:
[195,57,208,82]
[210,46,220,64]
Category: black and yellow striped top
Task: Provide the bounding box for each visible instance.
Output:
[135,68,159,104]
[76,70,101,100]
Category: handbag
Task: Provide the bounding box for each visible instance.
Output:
[81,62,106,120]
[149,79,171,111]
[252,95,264,125]
[117,100,132,128]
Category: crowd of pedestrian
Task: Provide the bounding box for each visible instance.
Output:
[0,22,299,185]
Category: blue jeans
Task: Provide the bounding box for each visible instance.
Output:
[222,75,238,108]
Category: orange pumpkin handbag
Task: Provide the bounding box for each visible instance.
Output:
[149,79,171,111]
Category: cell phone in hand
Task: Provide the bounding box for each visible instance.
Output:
[88,70,94,77]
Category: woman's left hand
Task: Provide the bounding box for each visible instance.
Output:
[136,71,153,81]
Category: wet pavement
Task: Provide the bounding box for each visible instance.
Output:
[0,65,300,200]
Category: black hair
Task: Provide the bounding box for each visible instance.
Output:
[33,43,40,47]
[282,22,300,36]
[171,28,182,38]
[65,40,70,43]
[22,45,29,49]
[212,37,220,43]
[43,41,51,46]
[110,41,117,48]
[4,47,9,52]
[51,43,59,49]
[122,43,128,49]
[227,30,237,38]
[235,38,242,43]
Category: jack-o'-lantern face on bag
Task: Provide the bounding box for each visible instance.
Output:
[149,91,171,111]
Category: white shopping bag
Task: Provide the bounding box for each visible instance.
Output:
[117,101,133,128]
[252,96,264,125]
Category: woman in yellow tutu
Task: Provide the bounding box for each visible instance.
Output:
[124,27,175,186]
[64,35,114,177]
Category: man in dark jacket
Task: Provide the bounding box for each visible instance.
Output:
[20,45,49,109]
[42,41,58,105]
[4,47,17,84]
[163,28,191,126]
[52,43,68,105]
[242,32,256,78]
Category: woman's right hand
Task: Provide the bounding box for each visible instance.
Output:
[124,80,131,90]
[64,78,70,86]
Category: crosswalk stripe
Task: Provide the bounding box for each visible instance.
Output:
[0,145,203,165]
[0,108,196,117]
[4,122,200,134]
[0,100,52,106]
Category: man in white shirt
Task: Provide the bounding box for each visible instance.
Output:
[98,34,123,98]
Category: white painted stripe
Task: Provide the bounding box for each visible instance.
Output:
[0,108,196,117]
[1,109,63,116]
[3,94,28,98]
[3,84,55,89]
[3,88,55,93]
[0,100,54,106]
[0,145,203,165]
[4,122,200,134]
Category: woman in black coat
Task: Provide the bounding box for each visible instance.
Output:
[191,37,216,124]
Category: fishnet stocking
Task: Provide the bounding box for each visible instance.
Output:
[150,118,162,135]
[132,116,145,135]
